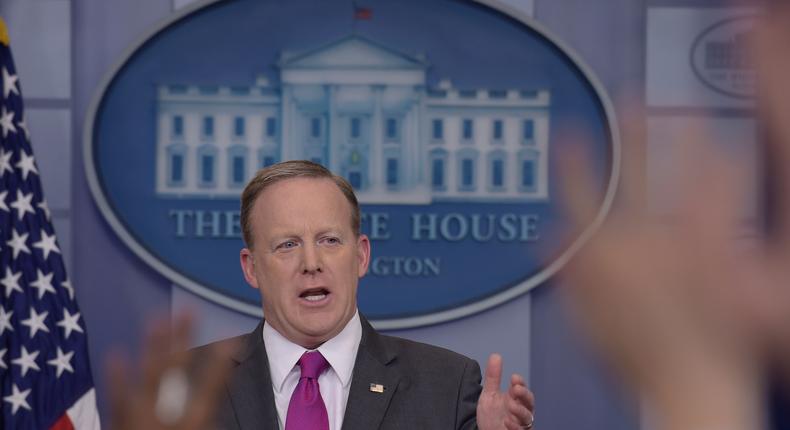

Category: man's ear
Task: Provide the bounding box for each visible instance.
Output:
[240,248,259,289]
[356,234,371,277]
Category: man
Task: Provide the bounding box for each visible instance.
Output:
[202,160,534,429]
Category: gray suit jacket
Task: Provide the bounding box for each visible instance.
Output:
[196,315,482,429]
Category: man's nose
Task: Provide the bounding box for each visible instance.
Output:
[301,243,322,274]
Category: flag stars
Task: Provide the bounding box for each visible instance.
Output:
[57,308,83,339]
[0,148,12,177]
[0,105,16,138]
[0,34,96,421]
[0,307,13,335]
[20,307,49,338]
[15,150,37,180]
[47,347,74,378]
[2,67,19,98]
[3,384,31,415]
[1,267,23,298]
[30,269,56,299]
[12,346,40,377]
[17,116,29,140]
[38,199,51,221]
[6,228,30,259]
[33,230,60,259]
[61,278,75,300]
[10,189,34,221]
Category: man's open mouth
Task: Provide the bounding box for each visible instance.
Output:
[300,288,329,302]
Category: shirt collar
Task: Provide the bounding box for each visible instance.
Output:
[263,310,362,393]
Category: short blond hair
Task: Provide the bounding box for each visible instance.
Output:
[240,160,361,249]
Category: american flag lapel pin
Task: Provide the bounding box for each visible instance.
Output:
[369,383,385,393]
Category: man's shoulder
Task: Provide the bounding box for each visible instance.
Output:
[362,329,483,425]
[190,329,258,368]
[192,333,246,353]
[377,332,467,357]
[357,315,479,375]
[373,331,479,371]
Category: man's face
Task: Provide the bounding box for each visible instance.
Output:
[240,177,370,349]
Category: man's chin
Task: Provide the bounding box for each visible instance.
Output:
[293,331,334,349]
[297,320,348,346]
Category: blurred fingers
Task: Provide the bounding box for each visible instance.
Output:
[141,317,173,403]
[106,350,131,430]
[754,3,790,247]
[181,342,234,430]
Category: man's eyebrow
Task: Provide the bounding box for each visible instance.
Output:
[268,232,300,240]
[316,227,343,235]
[262,230,299,243]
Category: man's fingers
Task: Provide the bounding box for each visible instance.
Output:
[506,393,532,419]
[755,3,790,152]
[755,3,790,247]
[557,138,601,231]
[504,405,533,430]
[141,317,173,400]
[504,416,523,430]
[509,374,535,412]
[182,342,234,429]
[614,96,648,213]
[510,373,526,387]
[482,353,503,393]
[508,379,535,430]
[558,96,645,232]
[142,313,192,382]
[105,351,131,430]
[169,312,194,368]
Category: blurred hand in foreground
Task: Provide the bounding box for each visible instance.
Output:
[107,313,231,430]
[560,4,790,430]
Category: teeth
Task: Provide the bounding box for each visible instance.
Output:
[304,294,327,302]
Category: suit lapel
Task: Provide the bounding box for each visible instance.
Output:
[226,322,280,429]
[341,316,401,430]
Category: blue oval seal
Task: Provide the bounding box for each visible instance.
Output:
[84,0,619,329]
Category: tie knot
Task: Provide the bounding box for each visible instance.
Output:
[298,351,329,379]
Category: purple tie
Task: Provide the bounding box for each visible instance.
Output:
[285,351,330,430]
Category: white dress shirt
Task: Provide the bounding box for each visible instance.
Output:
[263,311,362,430]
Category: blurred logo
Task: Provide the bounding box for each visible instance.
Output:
[690,15,757,98]
[85,0,618,328]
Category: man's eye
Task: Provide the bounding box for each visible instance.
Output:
[278,241,298,249]
[323,237,340,245]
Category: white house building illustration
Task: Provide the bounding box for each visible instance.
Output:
[155,36,551,203]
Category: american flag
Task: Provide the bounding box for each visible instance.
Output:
[0,18,100,429]
[352,2,372,20]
